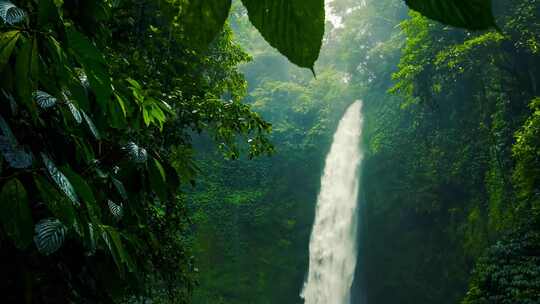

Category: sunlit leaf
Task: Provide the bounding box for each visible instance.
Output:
[0,30,19,70]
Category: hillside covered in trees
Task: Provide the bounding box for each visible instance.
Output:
[0,0,539,303]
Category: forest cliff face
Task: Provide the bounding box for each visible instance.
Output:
[359,0,540,303]
[191,0,540,303]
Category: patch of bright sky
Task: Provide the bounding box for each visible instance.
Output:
[326,0,344,28]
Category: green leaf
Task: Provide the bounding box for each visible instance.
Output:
[0,30,19,70]
[34,175,77,228]
[109,93,127,129]
[37,0,60,28]
[61,167,102,223]
[124,142,147,163]
[107,200,123,219]
[34,90,58,109]
[33,218,67,255]
[101,225,133,276]
[0,178,33,249]
[241,0,325,71]
[15,36,39,113]
[66,27,111,109]
[0,1,26,25]
[111,177,128,201]
[148,157,168,203]
[0,114,33,168]
[405,0,496,30]
[81,109,101,140]
[180,0,232,48]
[66,100,83,124]
[41,153,80,206]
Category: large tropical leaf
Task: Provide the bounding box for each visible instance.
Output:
[107,200,123,220]
[0,30,20,70]
[0,178,33,249]
[0,1,26,25]
[41,153,80,206]
[66,27,111,109]
[84,223,97,256]
[34,90,57,109]
[112,177,128,201]
[61,167,102,223]
[101,225,133,275]
[405,0,496,30]
[34,175,77,227]
[180,0,232,48]
[81,109,101,140]
[124,142,147,163]
[15,36,39,116]
[0,115,32,168]
[240,0,325,71]
[66,100,82,123]
[33,218,67,255]
[148,157,168,203]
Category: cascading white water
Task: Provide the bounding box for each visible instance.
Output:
[301,101,364,304]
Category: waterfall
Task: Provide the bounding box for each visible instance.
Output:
[301,101,364,304]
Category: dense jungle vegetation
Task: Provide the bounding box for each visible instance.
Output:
[0,0,538,303]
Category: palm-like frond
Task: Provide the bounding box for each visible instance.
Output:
[34,218,67,256]
[34,91,57,109]
[0,1,26,25]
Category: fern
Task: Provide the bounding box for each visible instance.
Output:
[34,218,67,256]
[108,200,123,219]
[124,142,147,163]
[0,115,32,168]
[0,1,26,25]
[41,153,80,206]
[34,91,57,109]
